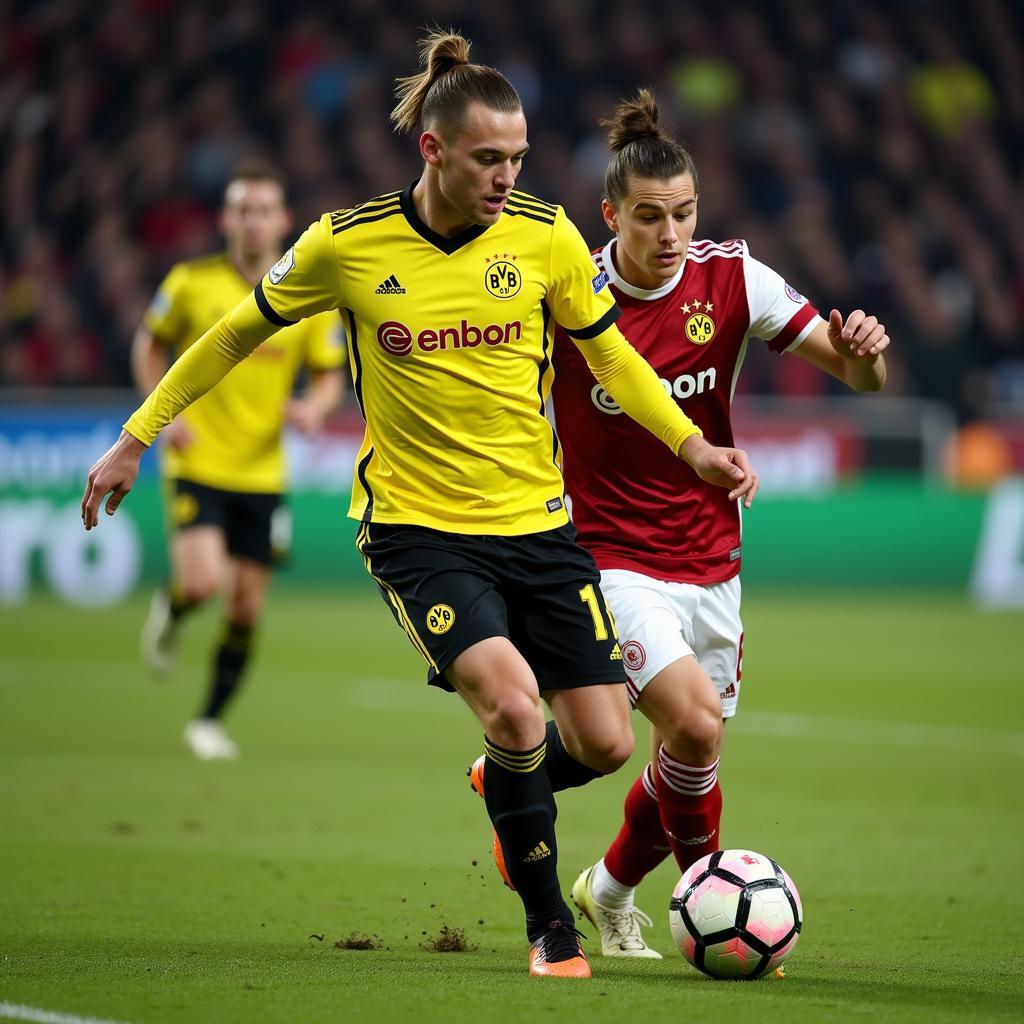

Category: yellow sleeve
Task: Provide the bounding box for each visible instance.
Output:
[255,213,343,325]
[304,311,347,371]
[124,292,277,445]
[142,264,188,345]
[545,208,621,339]
[574,325,702,455]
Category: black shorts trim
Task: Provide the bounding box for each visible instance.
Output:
[355,521,627,693]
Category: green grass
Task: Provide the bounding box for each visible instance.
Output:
[1,588,1022,1023]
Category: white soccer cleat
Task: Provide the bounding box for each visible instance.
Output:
[571,864,662,959]
[140,587,179,676]
[184,719,239,761]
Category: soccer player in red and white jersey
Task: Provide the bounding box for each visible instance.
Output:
[555,90,889,958]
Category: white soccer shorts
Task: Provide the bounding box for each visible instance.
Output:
[600,569,743,718]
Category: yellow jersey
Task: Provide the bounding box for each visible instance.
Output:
[255,185,619,534]
[144,254,345,493]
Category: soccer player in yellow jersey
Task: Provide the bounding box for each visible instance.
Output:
[132,159,345,760]
[82,31,758,977]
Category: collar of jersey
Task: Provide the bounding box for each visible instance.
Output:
[600,239,686,302]
[400,180,490,255]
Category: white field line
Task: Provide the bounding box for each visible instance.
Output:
[0,1003,132,1024]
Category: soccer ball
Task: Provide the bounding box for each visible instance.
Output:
[669,849,802,979]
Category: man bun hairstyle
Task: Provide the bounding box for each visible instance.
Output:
[602,89,698,205]
[391,28,521,136]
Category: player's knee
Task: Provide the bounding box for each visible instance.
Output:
[663,705,723,765]
[574,727,634,775]
[485,690,544,749]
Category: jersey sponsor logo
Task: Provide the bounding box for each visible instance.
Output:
[375,274,406,295]
[785,282,805,303]
[268,247,295,285]
[483,259,522,299]
[426,603,455,635]
[591,270,609,294]
[376,319,522,356]
[591,367,718,414]
[621,640,646,672]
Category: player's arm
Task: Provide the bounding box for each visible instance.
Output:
[575,326,758,505]
[82,216,343,529]
[791,310,888,392]
[287,369,344,435]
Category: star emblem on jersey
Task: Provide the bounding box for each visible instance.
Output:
[683,299,716,346]
[483,253,522,299]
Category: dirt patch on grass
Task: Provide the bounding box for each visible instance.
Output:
[421,924,474,952]
[334,933,382,950]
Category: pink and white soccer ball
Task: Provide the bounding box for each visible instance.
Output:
[669,849,803,979]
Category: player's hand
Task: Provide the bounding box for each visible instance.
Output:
[827,309,889,361]
[679,435,759,507]
[81,430,147,530]
[163,417,194,451]
[286,398,325,436]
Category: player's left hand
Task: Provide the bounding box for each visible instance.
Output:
[680,436,759,508]
[285,399,325,435]
[827,309,889,361]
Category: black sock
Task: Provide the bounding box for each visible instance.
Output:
[200,621,253,720]
[483,736,574,941]
[543,719,603,792]
[168,581,200,624]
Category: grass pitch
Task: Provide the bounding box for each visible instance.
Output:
[1,588,1022,1023]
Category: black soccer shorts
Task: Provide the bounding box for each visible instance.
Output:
[167,478,290,567]
[355,521,626,692]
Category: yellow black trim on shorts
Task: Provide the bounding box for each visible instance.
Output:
[356,523,437,670]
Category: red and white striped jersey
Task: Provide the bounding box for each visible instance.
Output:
[552,237,822,584]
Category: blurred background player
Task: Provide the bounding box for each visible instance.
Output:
[82,31,759,978]
[552,91,889,957]
[133,158,345,760]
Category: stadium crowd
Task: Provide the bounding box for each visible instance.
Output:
[2,0,1022,421]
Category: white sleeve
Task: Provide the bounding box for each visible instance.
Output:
[743,246,823,354]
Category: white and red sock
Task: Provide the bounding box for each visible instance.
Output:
[655,747,723,873]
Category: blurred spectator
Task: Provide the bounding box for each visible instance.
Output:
[0,0,1021,421]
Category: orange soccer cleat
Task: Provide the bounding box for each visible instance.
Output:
[529,921,592,978]
[467,755,516,891]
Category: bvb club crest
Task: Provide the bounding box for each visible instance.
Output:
[483,253,522,299]
[682,299,716,346]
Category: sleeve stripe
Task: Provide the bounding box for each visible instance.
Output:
[332,207,404,234]
[564,303,621,341]
[254,281,297,326]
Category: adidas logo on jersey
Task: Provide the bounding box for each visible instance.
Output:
[523,842,552,863]
[375,274,406,295]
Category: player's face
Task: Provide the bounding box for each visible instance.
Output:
[429,102,529,228]
[220,180,291,261]
[603,174,698,290]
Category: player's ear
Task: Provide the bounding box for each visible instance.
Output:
[420,131,443,168]
[601,198,618,234]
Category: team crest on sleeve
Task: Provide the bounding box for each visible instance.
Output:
[426,603,455,635]
[784,283,805,304]
[483,253,522,299]
[268,247,295,285]
[681,298,716,346]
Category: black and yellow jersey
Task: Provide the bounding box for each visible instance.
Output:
[144,254,345,493]
[253,184,619,534]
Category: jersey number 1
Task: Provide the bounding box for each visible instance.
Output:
[578,583,614,641]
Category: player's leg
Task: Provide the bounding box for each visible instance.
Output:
[184,492,280,760]
[636,654,724,873]
[141,480,226,674]
[356,523,588,977]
